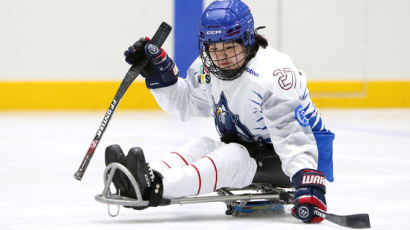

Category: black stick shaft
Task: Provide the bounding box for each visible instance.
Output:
[314,208,371,228]
[74,22,172,181]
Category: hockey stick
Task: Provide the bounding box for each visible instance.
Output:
[73,22,172,181]
[280,191,371,228]
[314,208,371,228]
[296,204,371,228]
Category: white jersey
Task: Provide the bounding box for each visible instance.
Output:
[150,46,333,180]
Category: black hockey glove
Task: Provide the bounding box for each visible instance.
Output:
[123,37,157,77]
[291,169,327,223]
[142,42,179,89]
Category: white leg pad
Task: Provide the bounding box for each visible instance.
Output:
[150,136,221,174]
[158,142,257,199]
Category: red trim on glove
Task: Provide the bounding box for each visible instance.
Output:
[297,196,327,212]
[158,48,167,59]
[310,216,324,223]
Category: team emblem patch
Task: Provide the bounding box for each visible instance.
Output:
[295,105,309,127]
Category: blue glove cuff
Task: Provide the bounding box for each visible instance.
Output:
[144,72,178,89]
[144,43,179,89]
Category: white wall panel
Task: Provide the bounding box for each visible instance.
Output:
[281,0,367,80]
[0,0,409,81]
[241,0,279,49]
[367,0,410,79]
[0,0,173,80]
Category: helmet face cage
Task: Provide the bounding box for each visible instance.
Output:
[198,0,255,81]
[199,39,251,81]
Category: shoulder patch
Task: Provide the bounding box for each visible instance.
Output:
[295,105,309,127]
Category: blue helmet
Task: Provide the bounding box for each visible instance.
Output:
[198,0,255,81]
[199,0,255,47]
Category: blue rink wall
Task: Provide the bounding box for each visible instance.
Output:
[174,0,203,77]
[0,0,409,109]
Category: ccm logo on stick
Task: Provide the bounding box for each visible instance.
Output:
[302,175,325,185]
[207,30,221,34]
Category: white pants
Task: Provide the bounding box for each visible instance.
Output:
[150,136,257,198]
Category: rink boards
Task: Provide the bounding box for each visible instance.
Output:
[1,80,409,110]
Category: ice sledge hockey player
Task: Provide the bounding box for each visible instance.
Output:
[106,0,335,224]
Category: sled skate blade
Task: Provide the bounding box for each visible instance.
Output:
[226,200,285,217]
[95,162,149,213]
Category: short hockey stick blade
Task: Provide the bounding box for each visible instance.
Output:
[73,22,172,181]
[315,208,371,228]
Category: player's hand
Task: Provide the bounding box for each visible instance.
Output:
[124,37,150,65]
[123,37,157,78]
[291,169,327,223]
[143,42,179,89]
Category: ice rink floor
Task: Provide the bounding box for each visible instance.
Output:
[1,109,410,230]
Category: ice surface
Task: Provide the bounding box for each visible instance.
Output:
[1,109,409,230]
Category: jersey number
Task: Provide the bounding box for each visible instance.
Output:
[273,68,296,90]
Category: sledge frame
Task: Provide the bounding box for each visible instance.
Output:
[95,163,294,216]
